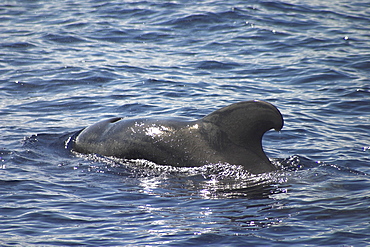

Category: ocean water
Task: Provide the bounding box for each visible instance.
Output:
[1,0,369,246]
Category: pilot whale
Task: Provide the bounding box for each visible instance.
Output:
[71,100,283,174]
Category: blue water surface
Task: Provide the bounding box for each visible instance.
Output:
[1,0,369,246]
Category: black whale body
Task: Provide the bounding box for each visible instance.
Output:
[72,100,284,174]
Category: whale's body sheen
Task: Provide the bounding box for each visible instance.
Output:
[72,100,284,174]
